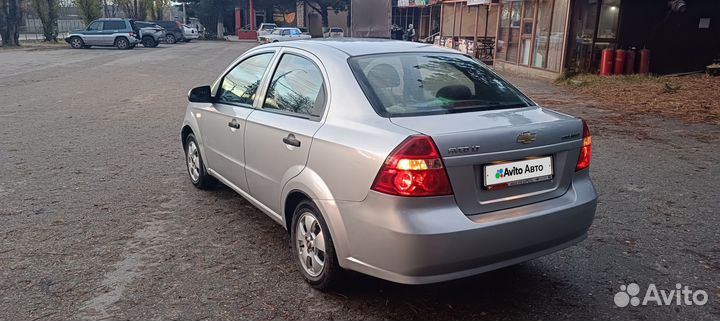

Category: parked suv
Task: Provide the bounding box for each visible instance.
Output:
[134,21,165,47]
[66,18,139,50]
[152,20,185,44]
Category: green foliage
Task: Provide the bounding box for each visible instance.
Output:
[75,0,102,24]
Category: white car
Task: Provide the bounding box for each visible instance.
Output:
[325,27,344,38]
[258,27,311,44]
[183,24,199,42]
[256,23,277,41]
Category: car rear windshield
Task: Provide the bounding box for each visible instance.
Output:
[348,53,534,117]
[330,28,342,32]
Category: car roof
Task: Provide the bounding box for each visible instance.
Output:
[263,38,455,57]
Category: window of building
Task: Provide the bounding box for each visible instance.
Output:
[497,0,570,72]
[596,0,620,39]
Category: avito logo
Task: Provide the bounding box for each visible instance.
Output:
[495,164,545,179]
[614,283,709,307]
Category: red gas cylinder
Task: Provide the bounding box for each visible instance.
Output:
[639,49,651,75]
[600,48,614,76]
[624,49,636,74]
[614,49,626,75]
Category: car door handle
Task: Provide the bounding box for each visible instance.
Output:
[282,134,301,147]
[228,119,241,129]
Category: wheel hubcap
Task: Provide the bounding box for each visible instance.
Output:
[186,141,200,182]
[296,212,326,277]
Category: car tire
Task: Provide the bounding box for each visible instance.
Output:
[184,133,216,189]
[115,37,130,50]
[272,40,279,43]
[142,36,156,47]
[291,200,344,290]
[69,37,84,49]
[166,34,177,44]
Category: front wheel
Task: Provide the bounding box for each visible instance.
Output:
[166,34,177,44]
[69,37,84,49]
[142,36,156,47]
[291,200,344,290]
[184,133,216,189]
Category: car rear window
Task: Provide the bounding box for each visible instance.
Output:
[330,28,342,32]
[348,53,534,117]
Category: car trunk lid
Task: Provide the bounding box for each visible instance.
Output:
[390,106,585,215]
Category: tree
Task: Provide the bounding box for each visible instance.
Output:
[116,0,148,20]
[299,0,349,27]
[102,0,118,18]
[186,0,235,39]
[148,0,169,21]
[30,0,59,42]
[75,0,102,24]
[0,0,23,46]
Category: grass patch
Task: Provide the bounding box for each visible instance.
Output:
[558,73,720,125]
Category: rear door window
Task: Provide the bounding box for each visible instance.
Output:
[103,21,126,30]
[349,53,533,117]
[262,54,326,119]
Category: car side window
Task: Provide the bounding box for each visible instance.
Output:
[87,21,102,31]
[216,53,274,106]
[282,30,290,36]
[262,54,326,119]
[291,29,300,36]
[103,21,125,30]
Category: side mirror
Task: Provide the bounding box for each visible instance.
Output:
[188,85,213,103]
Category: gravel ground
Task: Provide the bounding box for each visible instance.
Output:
[0,41,718,321]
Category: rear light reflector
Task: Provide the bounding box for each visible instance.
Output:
[576,119,592,171]
[371,135,453,197]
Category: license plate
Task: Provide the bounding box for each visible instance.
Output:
[484,156,553,187]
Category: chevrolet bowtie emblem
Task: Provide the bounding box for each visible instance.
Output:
[517,132,537,144]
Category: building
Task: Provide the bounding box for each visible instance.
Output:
[492,0,720,78]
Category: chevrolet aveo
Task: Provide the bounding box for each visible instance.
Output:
[181,39,597,290]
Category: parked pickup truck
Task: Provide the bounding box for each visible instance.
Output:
[258,27,311,44]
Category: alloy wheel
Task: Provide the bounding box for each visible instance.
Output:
[186,140,200,183]
[295,212,326,277]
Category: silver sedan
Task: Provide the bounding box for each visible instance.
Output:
[180,39,597,290]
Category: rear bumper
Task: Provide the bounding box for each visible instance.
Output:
[328,171,597,284]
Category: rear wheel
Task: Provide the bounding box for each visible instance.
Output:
[291,200,343,290]
[142,36,156,47]
[115,37,130,50]
[166,34,177,44]
[184,133,216,189]
[69,37,84,49]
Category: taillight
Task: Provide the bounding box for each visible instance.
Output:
[371,135,453,197]
[576,119,592,171]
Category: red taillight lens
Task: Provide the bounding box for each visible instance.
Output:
[371,135,453,197]
[576,120,592,171]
